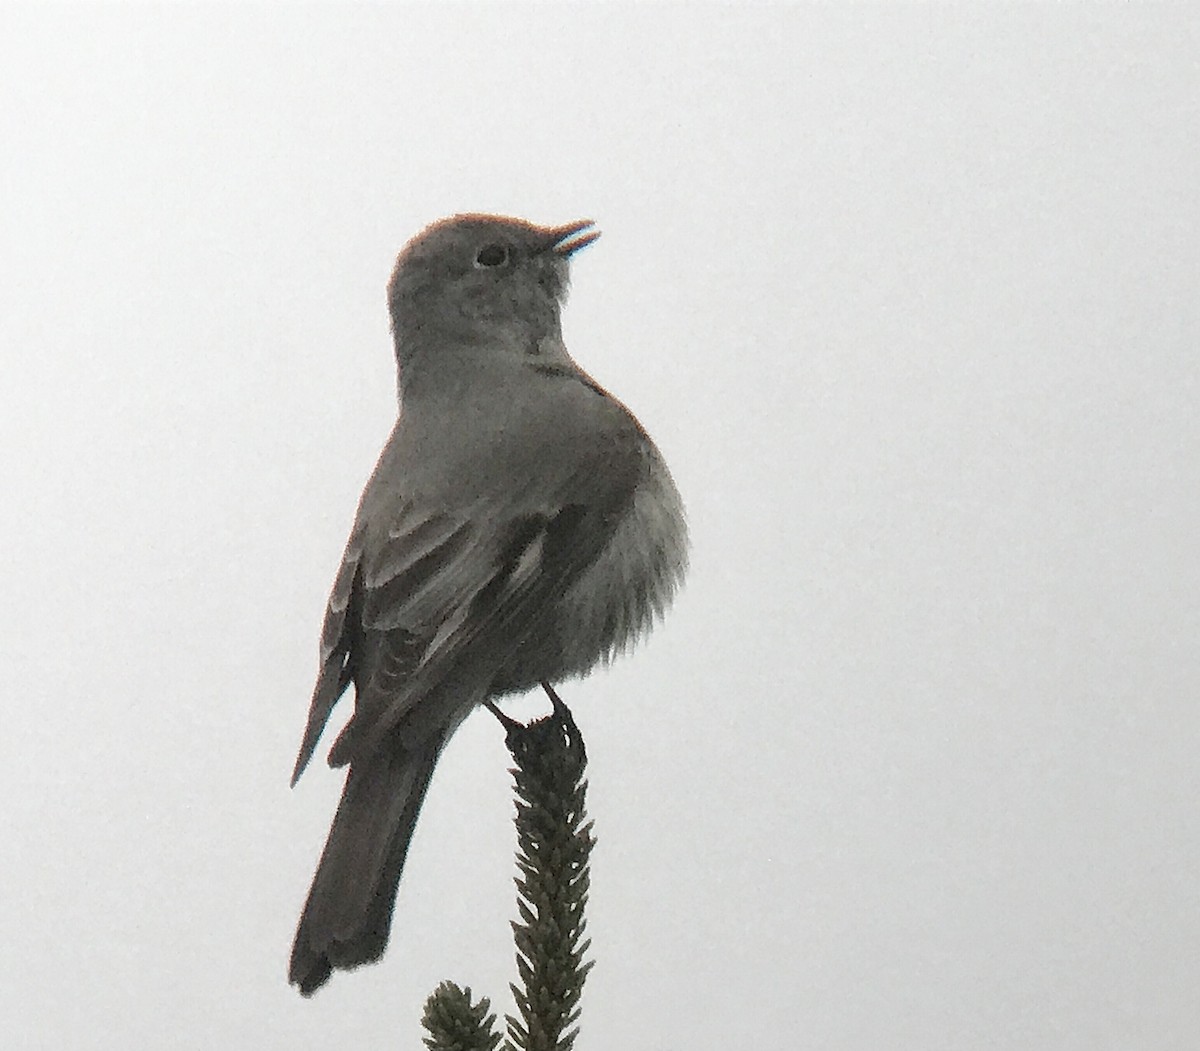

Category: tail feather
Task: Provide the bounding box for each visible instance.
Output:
[289,731,445,996]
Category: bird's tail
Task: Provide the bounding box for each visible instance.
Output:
[289,730,446,996]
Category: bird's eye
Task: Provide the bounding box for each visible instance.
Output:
[474,244,510,268]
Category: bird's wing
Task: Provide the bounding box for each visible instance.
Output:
[289,508,473,784]
[290,525,364,785]
[325,492,621,768]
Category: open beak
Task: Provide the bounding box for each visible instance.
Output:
[547,219,601,257]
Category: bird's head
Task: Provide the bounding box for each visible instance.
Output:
[386,214,599,358]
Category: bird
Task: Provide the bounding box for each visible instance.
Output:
[288,214,688,995]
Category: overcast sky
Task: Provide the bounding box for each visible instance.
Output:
[2,6,1198,1050]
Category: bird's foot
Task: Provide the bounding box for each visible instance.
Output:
[541,681,569,719]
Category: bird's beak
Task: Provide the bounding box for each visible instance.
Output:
[547,219,601,257]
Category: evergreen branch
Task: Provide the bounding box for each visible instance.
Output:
[421,691,594,1051]
[501,690,594,1051]
[421,982,502,1051]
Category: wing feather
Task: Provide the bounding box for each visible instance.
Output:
[291,529,365,785]
[350,502,612,762]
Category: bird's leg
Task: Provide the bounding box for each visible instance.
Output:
[541,681,568,718]
[484,699,523,733]
[485,684,571,735]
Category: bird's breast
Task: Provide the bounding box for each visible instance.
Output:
[492,444,688,693]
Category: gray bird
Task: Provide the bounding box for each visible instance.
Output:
[288,214,687,995]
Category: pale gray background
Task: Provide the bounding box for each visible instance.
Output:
[2,6,1197,1049]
